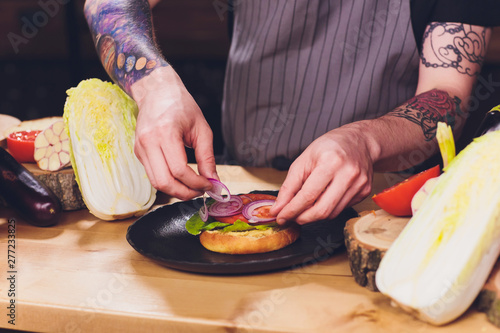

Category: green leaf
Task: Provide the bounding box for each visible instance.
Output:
[185,199,221,235]
[185,212,208,235]
[222,220,255,232]
[185,209,231,235]
[185,208,278,235]
[255,222,279,230]
[222,220,278,232]
[201,221,231,231]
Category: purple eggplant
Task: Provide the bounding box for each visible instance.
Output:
[0,147,61,226]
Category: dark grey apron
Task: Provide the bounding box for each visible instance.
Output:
[222,0,419,167]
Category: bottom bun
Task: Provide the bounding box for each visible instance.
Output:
[199,224,300,254]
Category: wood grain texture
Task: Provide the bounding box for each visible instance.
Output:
[0,165,498,332]
[344,210,410,291]
[24,163,85,211]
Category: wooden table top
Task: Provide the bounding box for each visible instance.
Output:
[0,165,498,332]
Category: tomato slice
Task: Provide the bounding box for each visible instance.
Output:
[215,193,276,224]
[372,165,441,216]
[6,130,42,163]
[254,205,273,219]
[242,193,277,201]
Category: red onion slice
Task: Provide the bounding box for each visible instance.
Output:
[206,178,231,202]
[242,199,276,224]
[208,196,243,217]
[199,194,209,222]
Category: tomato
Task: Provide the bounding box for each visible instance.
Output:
[372,165,441,216]
[242,193,276,201]
[254,205,273,219]
[216,213,248,224]
[6,130,42,163]
[215,193,276,224]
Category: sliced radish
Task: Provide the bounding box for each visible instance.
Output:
[34,120,71,171]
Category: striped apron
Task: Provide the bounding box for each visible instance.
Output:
[222,0,419,167]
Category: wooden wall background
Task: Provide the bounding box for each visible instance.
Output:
[0,0,230,155]
[0,0,498,159]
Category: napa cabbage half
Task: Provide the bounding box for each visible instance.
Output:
[63,79,156,220]
[376,129,500,325]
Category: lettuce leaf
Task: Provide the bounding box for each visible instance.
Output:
[222,220,278,232]
[185,210,278,235]
[185,210,228,235]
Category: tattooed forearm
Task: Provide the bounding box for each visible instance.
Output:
[389,89,462,141]
[84,0,168,94]
[420,23,487,77]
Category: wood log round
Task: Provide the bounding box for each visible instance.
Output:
[24,163,85,211]
[344,210,409,291]
[476,260,500,327]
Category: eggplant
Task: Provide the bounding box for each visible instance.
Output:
[0,147,61,226]
[474,109,500,137]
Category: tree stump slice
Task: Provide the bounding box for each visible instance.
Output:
[344,210,410,291]
[476,260,500,327]
[24,163,85,211]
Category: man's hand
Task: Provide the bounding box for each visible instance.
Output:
[84,0,218,200]
[131,67,218,200]
[270,125,374,225]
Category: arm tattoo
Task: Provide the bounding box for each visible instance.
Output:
[421,23,487,76]
[389,89,462,141]
[84,0,168,94]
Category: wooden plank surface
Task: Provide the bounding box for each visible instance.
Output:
[0,165,499,332]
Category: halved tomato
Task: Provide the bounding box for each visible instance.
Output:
[372,165,441,216]
[215,193,276,224]
[7,130,42,163]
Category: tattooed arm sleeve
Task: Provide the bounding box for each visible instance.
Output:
[84,0,168,95]
[390,89,463,141]
[360,23,492,172]
[389,23,491,141]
